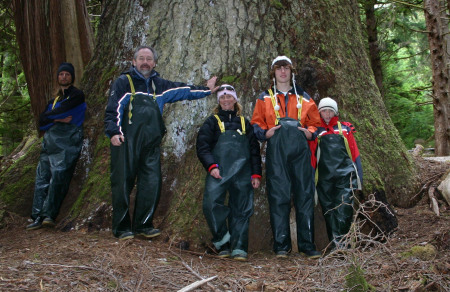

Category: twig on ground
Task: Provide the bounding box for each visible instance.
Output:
[177,276,218,292]
[133,247,147,292]
[169,249,220,291]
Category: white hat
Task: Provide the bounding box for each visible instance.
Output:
[217,84,238,102]
[318,97,338,114]
[271,56,293,68]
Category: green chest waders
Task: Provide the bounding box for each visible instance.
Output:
[266,117,316,252]
[32,123,83,220]
[203,117,253,256]
[316,134,358,246]
[110,91,166,238]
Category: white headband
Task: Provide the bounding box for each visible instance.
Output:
[271,56,292,68]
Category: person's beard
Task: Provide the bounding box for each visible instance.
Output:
[137,65,152,78]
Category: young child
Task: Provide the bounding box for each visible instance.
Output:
[315,97,363,249]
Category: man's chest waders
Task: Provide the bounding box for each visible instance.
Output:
[203,116,253,256]
[266,117,316,253]
[32,123,83,220]
[110,81,166,238]
[316,133,358,246]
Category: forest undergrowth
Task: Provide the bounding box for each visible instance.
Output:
[0,158,448,291]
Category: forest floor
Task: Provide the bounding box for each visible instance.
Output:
[0,158,449,291]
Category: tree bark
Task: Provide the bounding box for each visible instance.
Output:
[11,0,94,131]
[3,0,419,251]
[364,0,385,98]
[424,0,450,156]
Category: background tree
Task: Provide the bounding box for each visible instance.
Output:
[359,0,447,151]
[424,0,450,155]
[1,0,419,251]
[0,0,29,156]
[363,0,385,98]
[11,0,94,130]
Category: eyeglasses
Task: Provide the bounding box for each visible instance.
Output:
[218,86,235,92]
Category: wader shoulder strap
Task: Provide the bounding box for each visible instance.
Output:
[338,122,353,161]
[240,116,246,135]
[314,138,320,205]
[52,92,71,109]
[126,74,135,124]
[151,79,156,100]
[338,121,362,190]
[214,115,225,133]
[297,95,303,126]
[315,138,321,186]
[268,89,280,125]
[52,95,60,109]
[214,115,246,135]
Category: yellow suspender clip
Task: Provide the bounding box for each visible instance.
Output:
[268,89,280,125]
[268,89,303,126]
[338,121,353,161]
[214,115,246,135]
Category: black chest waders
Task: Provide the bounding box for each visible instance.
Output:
[32,123,83,220]
[316,133,358,247]
[266,117,316,253]
[110,76,166,238]
[203,115,253,256]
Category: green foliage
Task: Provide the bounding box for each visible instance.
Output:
[360,2,435,149]
[345,264,373,292]
[401,244,437,261]
[0,2,31,155]
[221,75,238,84]
[269,0,285,10]
[86,0,103,38]
[382,10,434,148]
[0,136,41,215]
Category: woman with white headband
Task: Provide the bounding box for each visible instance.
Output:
[251,56,321,259]
[197,84,262,261]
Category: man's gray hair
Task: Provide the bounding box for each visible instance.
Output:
[133,46,158,62]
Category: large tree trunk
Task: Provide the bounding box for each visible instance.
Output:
[2,0,418,251]
[424,0,450,156]
[11,0,94,131]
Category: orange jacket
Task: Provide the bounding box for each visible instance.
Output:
[251,86,320,167]
[251,87,321,135]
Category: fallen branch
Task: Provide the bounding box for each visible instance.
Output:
[177,276,218,292]
[428,186,440,216]
[411,172,445,201]
[169,249,220,291]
